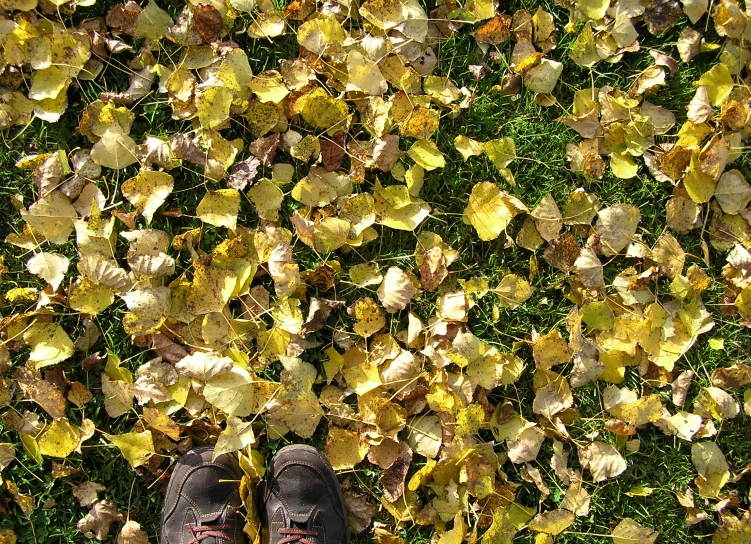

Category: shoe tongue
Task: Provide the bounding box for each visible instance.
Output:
[287,511,324,543]
[191,512,231,544]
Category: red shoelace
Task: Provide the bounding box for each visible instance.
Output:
[187,523,233,543]
[277,527,319,544]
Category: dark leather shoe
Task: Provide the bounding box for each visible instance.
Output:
[261,445,348,544]
[160,446,247,544]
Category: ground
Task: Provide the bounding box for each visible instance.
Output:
[0,0,750,543]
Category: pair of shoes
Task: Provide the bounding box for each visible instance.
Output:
[160,445,349,544]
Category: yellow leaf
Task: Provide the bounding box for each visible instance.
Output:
[121,286,171,335]
[401,106,440,140]
[611,519,658,544]
[437,513,467,544]
[532,329,571,369]
[325,427,368,470]
[214,416,256,458]
[248,179,284,222]
[20,191,77,245]
[90,127,138,170]
[346,51,387,96]
[197,189,240,230]
[300,88,350,130]
[142,407,180,441]
[197,86,233,129]
[109,430,155,468]
[377,266,418,313]
[454,135,484,161]
[353,297,386,338]
[736,285,751,320]
[483,138,516,171]
[407,415,442,459]
[24,322,74,370]
[121,171,174,224]
[68,277,115,316]
[132,0,174,41]
[610,152,638,179]
[38,420,79,458]
[407,139,445,171]
[29,66,67,102]
[528,509,575,535]
[186,262,237,316]
[297,15,346,57]
[249,71,290,103]
[26,252,69,291]
[204,366,256,417]
[247,11,286,38]
[696,63,734,106]
[494,274,533,309]
[463,182,528,241]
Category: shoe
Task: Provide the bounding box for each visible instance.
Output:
[160,445,247,544]
[261,445,348,544]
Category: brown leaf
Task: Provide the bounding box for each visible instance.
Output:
[671,370,694,407]
[644,0,682,35]
[6,480,33,516]
[301,298,344,336]
[419,247,448,292]
[194,4,223,43]
[105,1,142,33]
[51,462,80,479]
[82,351,107,371]
[165,5,203,46]
[368,437,404,469]
[169,134,207,167]
[249,133,280,167]
[501,73,522,96]
[344,492,378,534]
[73,481,106,508]
[320,132,347,172]
[118,520,149,544]
[475,14,512,45]
[77,500,123,540]
[111,210,138,230]
[304,264,336,292]
[512,9,534,42]
[227,157,261,191]
[373,135,400,172]
[15,370,66,420]
[605,419,637,436]
[68,382,94,408]
[379,442,412,503]
[544,232,581,272]
[149,333,189,364]
[712,363,751,392]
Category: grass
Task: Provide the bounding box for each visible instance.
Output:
[0,0,750,542]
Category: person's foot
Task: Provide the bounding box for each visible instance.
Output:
[160,445,247,544]
[261,445,349,544]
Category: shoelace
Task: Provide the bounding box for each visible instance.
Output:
[277,527,319,544]
[187,523,233,544]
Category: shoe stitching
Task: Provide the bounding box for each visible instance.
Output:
[269,459,340,504]
[272,482,330,519]
[166,461,240,521]
[312,512,327,544]
[181,488,239,519]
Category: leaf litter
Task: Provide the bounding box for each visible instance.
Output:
[0,0,750,542]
